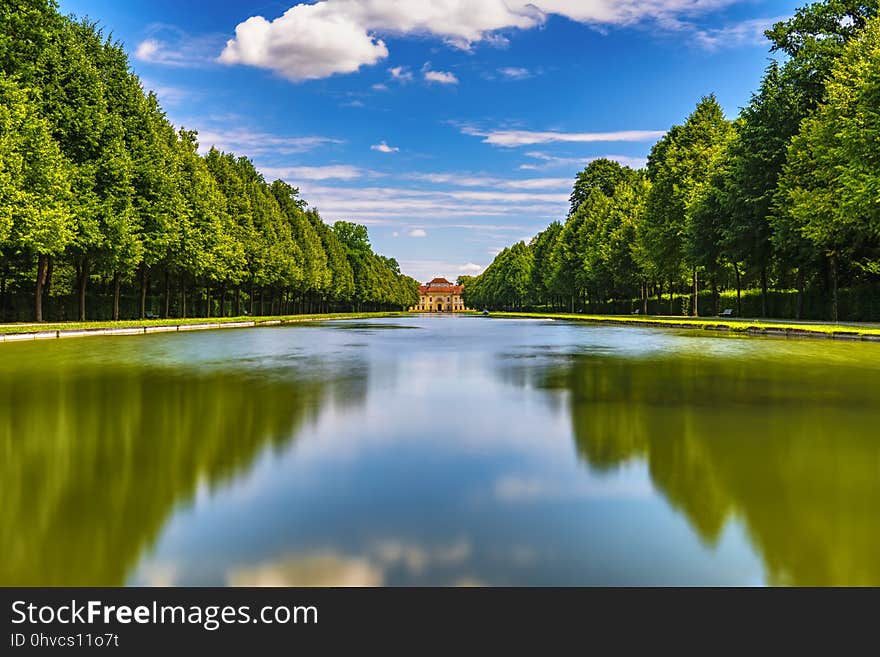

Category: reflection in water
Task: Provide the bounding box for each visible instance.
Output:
[528,352,880,586]
[3,318,880,586]
[0,348,365,586]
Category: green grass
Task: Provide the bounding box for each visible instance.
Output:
[487,311,880,339]
[0,312,407,336]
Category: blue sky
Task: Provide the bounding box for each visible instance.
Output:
[60,0,802,284]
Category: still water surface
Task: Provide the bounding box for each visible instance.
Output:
[2,315,880,586]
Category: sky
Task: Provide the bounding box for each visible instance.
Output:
[59,0,803,284]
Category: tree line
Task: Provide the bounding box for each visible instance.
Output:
[464,0,880,322]
[0,1,419,323]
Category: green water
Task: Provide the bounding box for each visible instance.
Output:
[2,316,879,586]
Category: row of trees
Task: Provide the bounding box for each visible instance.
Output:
[0,0,418,322]
[465,0,880,321]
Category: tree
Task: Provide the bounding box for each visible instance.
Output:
[0,77,73,321]
[569,158,637,216]
[643,96,732,315]
[776,14,880,320]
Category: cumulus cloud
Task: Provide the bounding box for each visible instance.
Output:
[424,69,459,84]
[219,4,388,80]
[388,65,413,82]
[219,0,743,80]
[459,262,484,273]
[462,126,666,147]
[408,228,428,238]
[371,141,399,153]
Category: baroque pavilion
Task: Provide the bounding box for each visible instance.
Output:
[414,277,466,312]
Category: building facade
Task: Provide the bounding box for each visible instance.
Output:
[414,277,466,312]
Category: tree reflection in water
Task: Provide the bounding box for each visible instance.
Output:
[526,352,880,586]
[0,358,366,586]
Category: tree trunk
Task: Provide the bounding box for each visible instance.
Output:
[734,263,742,317]
[669,278,674,315]
[113,270,121,321]
[220,286,227,318]
[642,282,648,315]
[692,268,699,317]
[796,269,805,320]
[181,284,187,319]
[830,253,839,323]
[235,288,241,316]
[164,269,171,318]
[35,254,48,322]
[205,287,211,318]
[77,256,89,321]
[140,268,149,320]
[760,267,768,318]
[249,282,256,316]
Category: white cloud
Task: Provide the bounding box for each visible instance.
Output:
[408,228,428,237]
[498,66,531,79]
[519,151,649,170]
[462,126,665,147]
[371,141,399,153]
[459,262,484,273]
[388,65,413,81]
[372,82,389,91]
[408,172,569,190]
[424,68,459,84]
[218,1,744,81]
[259,165,366,181]
[134,27,220,68]
[693,16,784,50]
[191,127,342,156]
[294,183,567,223]
[219,5,389,81]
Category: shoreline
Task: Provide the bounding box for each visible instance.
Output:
[0,312,406,343]
[486,311,880,342]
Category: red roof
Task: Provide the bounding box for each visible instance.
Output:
[420,277,463,295]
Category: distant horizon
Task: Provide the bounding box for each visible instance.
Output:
[59,0,801,283]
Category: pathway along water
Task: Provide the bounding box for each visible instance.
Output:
[2,315,879,585]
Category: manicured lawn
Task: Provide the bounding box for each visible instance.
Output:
[488,311,880,339]
[0,312,407,336]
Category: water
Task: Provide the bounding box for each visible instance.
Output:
[2,315,879,586]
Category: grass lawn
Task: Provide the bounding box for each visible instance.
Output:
[0,312,408,336]
[487,311,880,339]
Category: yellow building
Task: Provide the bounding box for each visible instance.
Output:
[413,277,466,312]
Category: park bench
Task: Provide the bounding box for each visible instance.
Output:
[720,308,735,317]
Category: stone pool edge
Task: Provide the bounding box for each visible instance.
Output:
[488,312,880,343]
[0,313,407,343]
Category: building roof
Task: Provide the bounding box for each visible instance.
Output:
[420,277,463,295]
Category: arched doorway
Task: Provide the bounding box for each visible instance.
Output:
[437,304,444,312]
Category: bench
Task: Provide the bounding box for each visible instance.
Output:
[720,308,734,317]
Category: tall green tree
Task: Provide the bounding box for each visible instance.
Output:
[776,14,880,320]
[0,77,73,321]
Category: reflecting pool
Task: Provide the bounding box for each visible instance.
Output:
[2,315,879,585]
